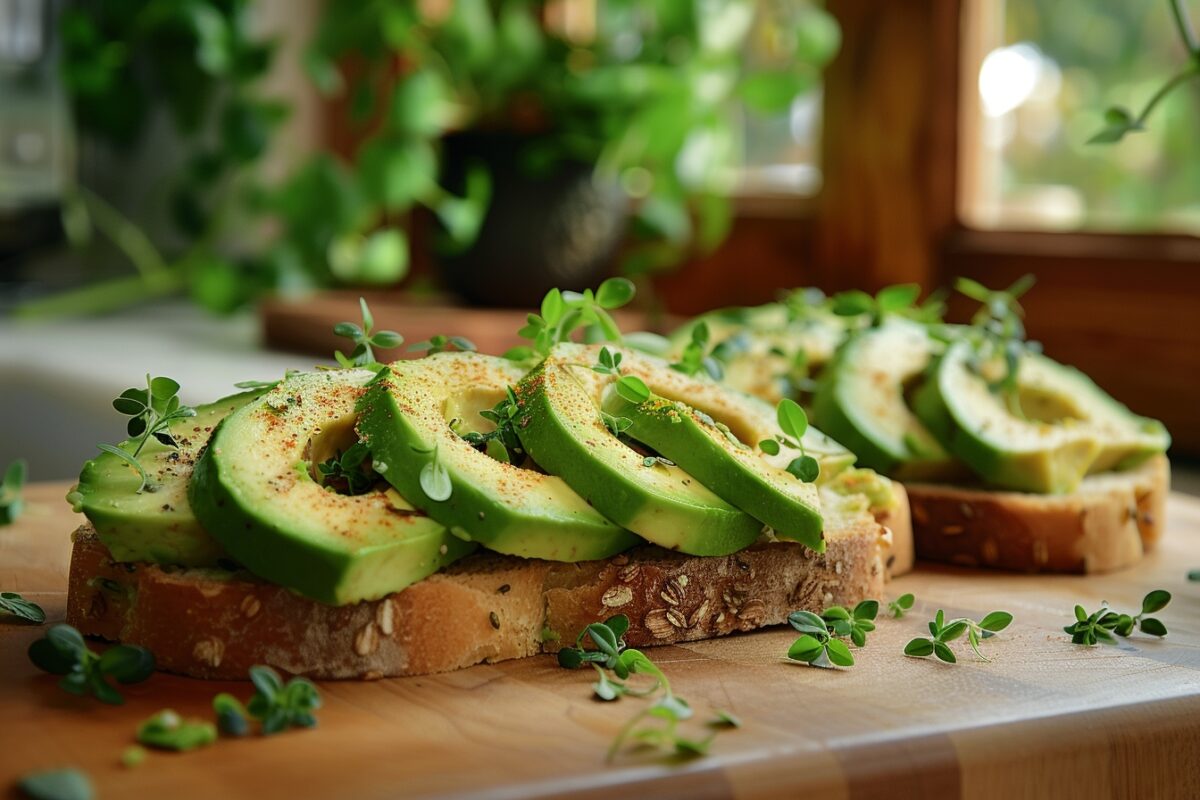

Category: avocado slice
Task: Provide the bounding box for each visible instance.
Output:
[912,341,1101,494]
[1016,352,1170,473]
[67,388,264,566]
[813,319,964,481]
[514,344,766,556]
[355,353,638,561]
[189,370,474,605]
[599,347,827,550]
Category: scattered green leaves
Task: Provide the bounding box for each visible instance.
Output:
[0,458,28,525]
[408,334,476,356]
[592,346,623,376]
[822,600,880,648]
[28,624,155,704]
[136,709,217,751]
[671,321,724,380]
[905,609,1012,664]
[1064,590,1171,645]
[245,665,321,734]
[213,692,251,737]
[334,297,404,369]
[17,767,93,800]
[784,609,854,668]
[315,441,376,495]
[830,283,924,326]
[99,376,196,493]
[954,275,1040,417]
[887,593,915,619]
[507,279,635,362]
[0,591,46,624]
[459,386,527,466]
[759,398,820,483]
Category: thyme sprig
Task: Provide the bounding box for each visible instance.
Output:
[98,376,196,493]
[1065,590,1171,645]
[671,321,724,380]
[505,278,636,362]
[904,609,1013,664]
[954,275,1040,417]
[334,297,404,369]
[557,615,728,761]
[315,441,376,495]
[28,624,155,704]
[887,593,915,619]
[458,387,527,466]
[758,398,820,482]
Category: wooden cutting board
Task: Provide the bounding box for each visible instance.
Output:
[3,482,1200,799]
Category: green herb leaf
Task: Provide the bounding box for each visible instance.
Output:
[785,455,820,483]
[787,634,825,663]
[98,645,156,684]
[776,398,808,440]
[758,438,781,456]
[614,375,651,405]
[904,638,934,657]
[1141,590,1171,615]
[419,446,452,501]
[214,692,250,736]
[136,709,218,751]
[932,641,957,663]
[0,591,45,624]
[888,593,915,618]
[1139,617,1168,637]
[978,611,1013,633]
[17,767,93,800]
[595,277,635,309]
[0,458,28,525]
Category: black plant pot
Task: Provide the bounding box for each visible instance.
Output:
[436,132,627,308]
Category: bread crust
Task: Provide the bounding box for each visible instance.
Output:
[905,455,1168,574]
[66,502,890,680]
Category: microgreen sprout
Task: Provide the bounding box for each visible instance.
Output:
[954,275,1040,417]
[904,609,1013,664]
[334,297,404,368]
[459,386,527,466]
[822,600,880,648]
[136,709,217,751]
[829,283,923,326]
[0,591,45,624]
[98,376,196,493]
[592,346,623,376]
[28,624,155,704]
[784,609,856,668]
[408,334,476,356]
[614,375,651,405]
[558,615,729,761]
[887,593,915,619]
[1064,590,1171,645]
[671,321,724,380]
[315,441,376,495]
[758,398,819,482]
[416,443,452,501]
[0,458,27,525]
[244,665,321,734]
[505,278,636,362]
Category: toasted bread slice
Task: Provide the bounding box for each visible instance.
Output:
[65,487,898,680]
[904,455,1168,574]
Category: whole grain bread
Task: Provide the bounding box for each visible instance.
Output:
[66,488,897,680]
[904,455,1168,574]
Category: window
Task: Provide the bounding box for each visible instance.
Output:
[961,0,1200,233]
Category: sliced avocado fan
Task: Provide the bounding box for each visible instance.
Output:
[190,370,473,605]
[68,388,264,566]
[598,345,830,551]
[356,353,638,561]
[913,340,1165,494]
[813,319,964,481]
[516,343,811,556]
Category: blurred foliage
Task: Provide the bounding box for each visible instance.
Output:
[998,0,1200,232]
[30,0,838,316]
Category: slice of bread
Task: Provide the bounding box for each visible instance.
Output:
[65,488,898,680]
[904,455,1168,574]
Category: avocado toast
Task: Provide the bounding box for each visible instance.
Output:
[63,282,908,679]
[665,277,1170,574]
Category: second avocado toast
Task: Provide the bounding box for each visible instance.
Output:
[63,282,907,679]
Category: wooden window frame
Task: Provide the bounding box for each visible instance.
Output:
[656,0,1200,454]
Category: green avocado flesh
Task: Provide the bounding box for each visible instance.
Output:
[598,347,827,550]
[69,389,263,566]
[669,304,848,404]
[189,370,474,605]
[515,344,767,556]
[356,353,638,561]
[813,320,962,481]
[913,341,1166,494]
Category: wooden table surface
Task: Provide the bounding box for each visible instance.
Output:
[3,482,1200,800]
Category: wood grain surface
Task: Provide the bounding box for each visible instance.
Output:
[3,482,1200,799]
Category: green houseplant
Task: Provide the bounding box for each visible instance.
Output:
[24,0,839,315]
